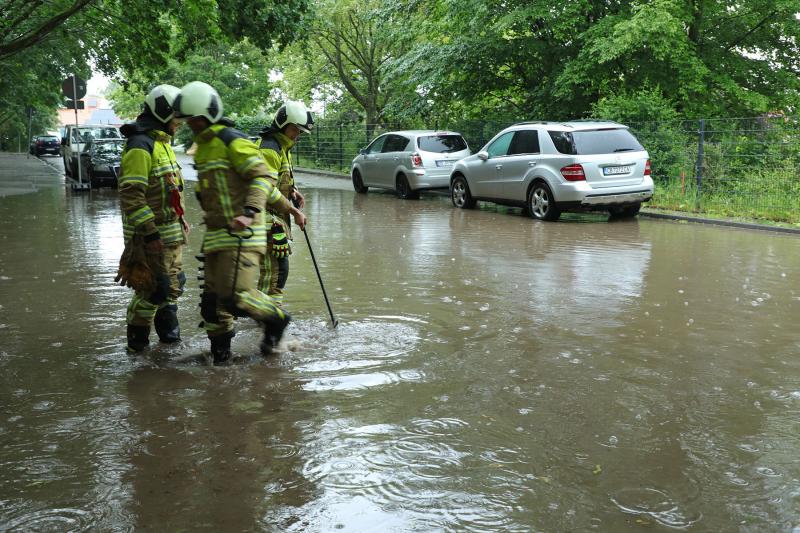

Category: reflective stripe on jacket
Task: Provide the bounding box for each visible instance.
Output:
[119,125,185,245]
[194,124,291,253]
[260,131,296,236]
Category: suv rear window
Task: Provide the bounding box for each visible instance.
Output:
[548,128,644,155]
[417,135,467,153]
[41,136,58,141]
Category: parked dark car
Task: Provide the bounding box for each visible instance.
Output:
[79,138,124,188]
[29,135,60,156]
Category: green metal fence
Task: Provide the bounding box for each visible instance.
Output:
[292,117,800,224]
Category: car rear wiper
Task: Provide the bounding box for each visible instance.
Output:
[613,148,635,152]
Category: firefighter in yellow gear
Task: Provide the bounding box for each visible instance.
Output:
[174,81,307,365]
[118,84,187,352]
[257,100,313,305]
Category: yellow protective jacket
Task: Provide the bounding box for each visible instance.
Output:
[259,130,296,236]
[119,116,186,246]
[193,124,291,253]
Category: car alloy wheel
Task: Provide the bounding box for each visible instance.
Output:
[451,175,476,209]
[352,170,368,193]
[527,181,561,221]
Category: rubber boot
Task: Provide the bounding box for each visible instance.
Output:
[154,304,181,343]
[126,325,151,353]
[260,311,292,356]
[210,330,234,366]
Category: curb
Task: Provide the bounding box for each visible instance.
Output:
[295,167,349,179]
[34,155,62,175]
[640,210,800,235]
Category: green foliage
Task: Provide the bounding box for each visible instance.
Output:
[108,40,279,121]
[591,88,679,124]
[0,32,88,149]
[385,0,800,122]
[234,113,272,136]
[278,0,418,126]
[0,0,311,151]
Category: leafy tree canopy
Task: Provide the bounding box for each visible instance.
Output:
[109,40,279,120]
[0,0,310,148]
[377,0,800,122]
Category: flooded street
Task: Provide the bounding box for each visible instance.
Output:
[1,168,799,532]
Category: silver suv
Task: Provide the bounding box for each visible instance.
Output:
[351,130,470,199]
[449,121,653,221]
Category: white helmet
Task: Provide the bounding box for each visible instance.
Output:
[173,81,223,123]
[273,100,313,133]
[144,84,180,123]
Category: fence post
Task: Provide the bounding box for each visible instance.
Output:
[695,119,704,206]
[338,123,344,172]
[315,124,320,168]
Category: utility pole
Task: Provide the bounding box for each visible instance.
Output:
[26,106,33,159]
[72,76,83,186]
[61,74,88,190]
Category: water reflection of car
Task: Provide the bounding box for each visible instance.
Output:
[351,130,471,199]
[450,121,654,221]
[79,138,124,188]
[29,135,60,156]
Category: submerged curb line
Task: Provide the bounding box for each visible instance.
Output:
[640,210,800,235]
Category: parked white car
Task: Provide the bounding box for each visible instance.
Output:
[62,124,122,179]
[449,121,654,220]
[351,130,471,199]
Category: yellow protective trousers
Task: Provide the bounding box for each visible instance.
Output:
[126,244,185,327]
[200,249,286,337]
[258,239,290,304]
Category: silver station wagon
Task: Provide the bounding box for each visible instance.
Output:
[351,130,470,199]
[450,121,654,221]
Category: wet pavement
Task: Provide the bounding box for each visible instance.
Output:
[1,154,799,531]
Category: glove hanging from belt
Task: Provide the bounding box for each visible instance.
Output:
[270,222,290,258]
[115,234,156,293]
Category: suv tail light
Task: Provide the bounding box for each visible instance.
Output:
[411,153,423,167]
[644,159,651,176]
[560,164,585,181]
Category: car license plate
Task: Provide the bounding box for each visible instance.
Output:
[603,165,631,176]
[436,160,454,168]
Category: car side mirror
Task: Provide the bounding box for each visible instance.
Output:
[61,138,66,146]
[359,148,367,155]
[477,151,489,161]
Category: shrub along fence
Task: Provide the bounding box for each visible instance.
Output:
[286,116,800,224]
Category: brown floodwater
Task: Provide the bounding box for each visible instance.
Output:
[0,170,799,532]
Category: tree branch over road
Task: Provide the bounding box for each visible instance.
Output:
[0,0,95,60]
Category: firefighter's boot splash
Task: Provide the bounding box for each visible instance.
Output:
[127,325,151,353]
[210,330,234,366]
[154,304,181,343]
[260,312,291,356]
